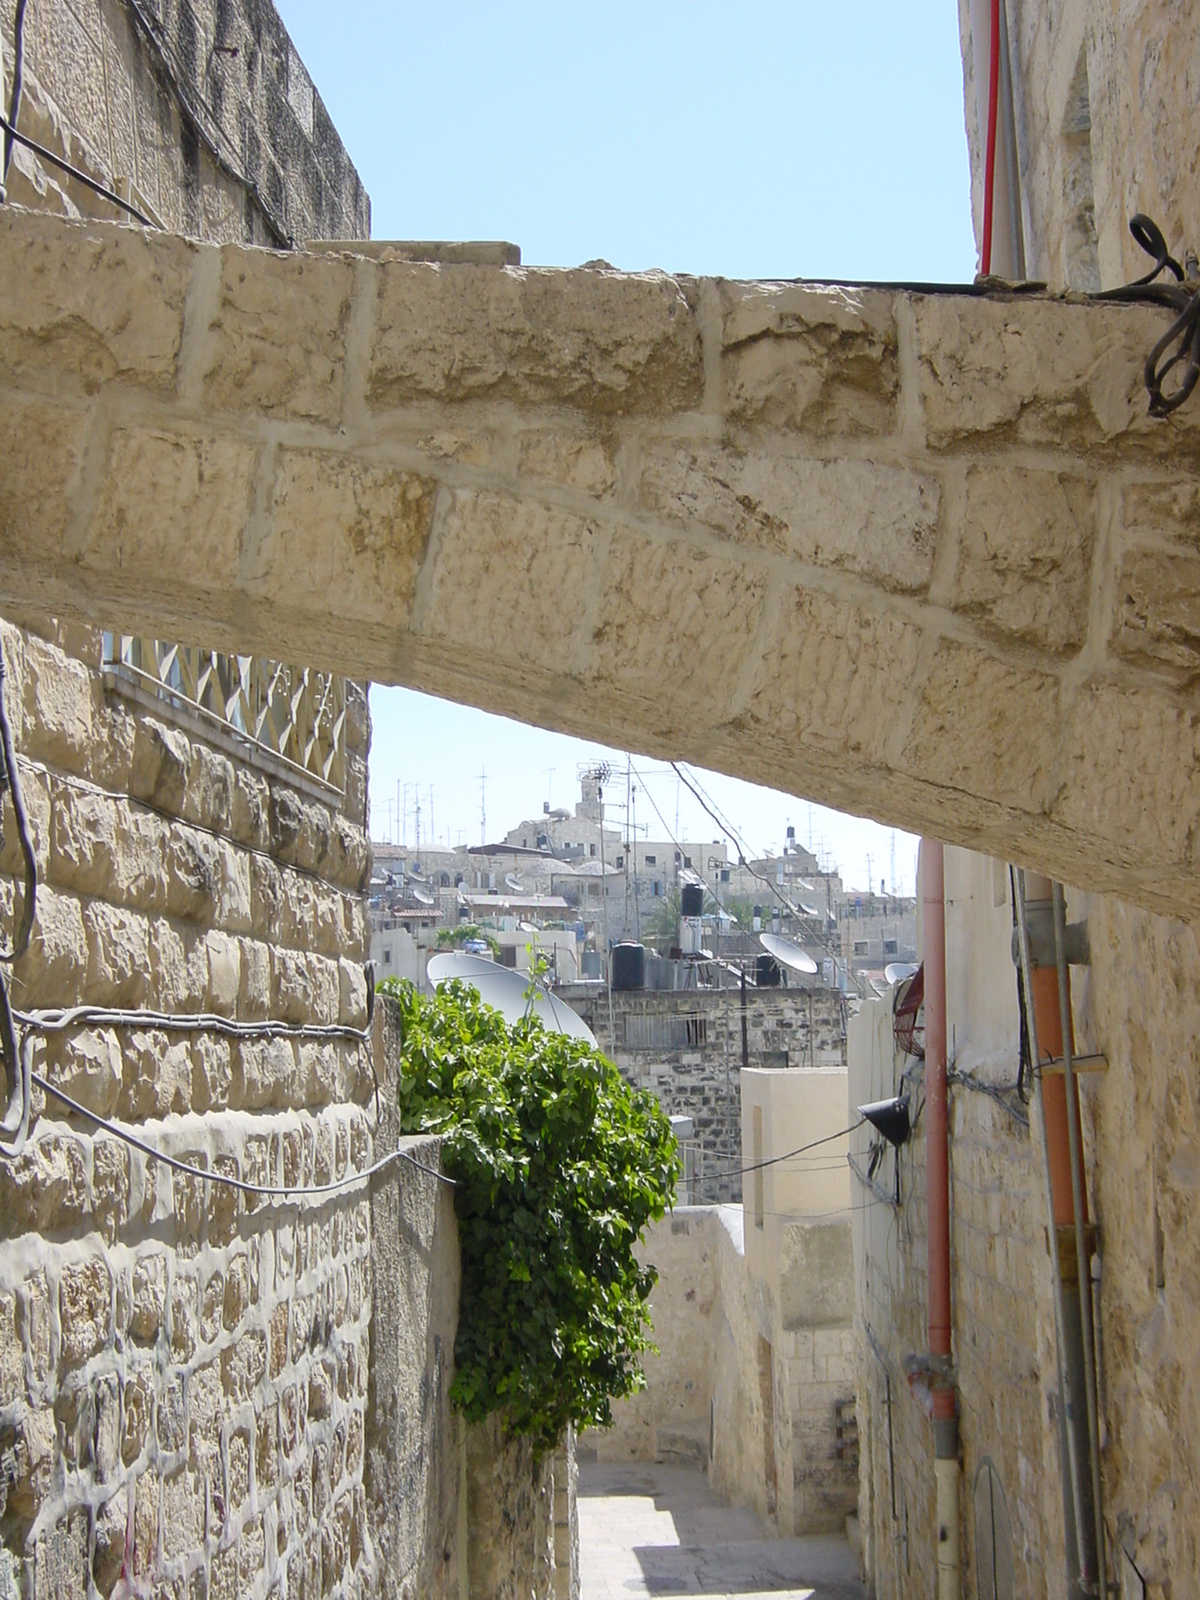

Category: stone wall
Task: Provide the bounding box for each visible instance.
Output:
[959,0,1200,294]
[1,0,369,243]
[0,612,376,1595]
[579,987,846,1204]
[0,2,387,1589]
[850,848,1200,1597]
[587,1199,855,1539]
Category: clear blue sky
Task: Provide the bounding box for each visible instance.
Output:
[277,2,977,894]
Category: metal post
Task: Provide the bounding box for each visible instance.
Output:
[597,785,615,1051]
[1014,870,1091,1590]
[1052,882,1108,1600]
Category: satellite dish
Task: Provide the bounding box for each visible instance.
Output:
[759,931,818,975]
[505,874,524,893]
[885,961,919,986]
[427,952,596,1045]
[427,952,497,982]
[411,888,434,906]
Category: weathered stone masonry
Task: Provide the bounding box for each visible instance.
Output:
[0,612,376,1596]
[2,210,1199,920]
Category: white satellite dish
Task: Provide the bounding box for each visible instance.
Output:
[427,951,596,1045]
[885,961,919,986]
[505,874,524,893]
[759,931,818,975]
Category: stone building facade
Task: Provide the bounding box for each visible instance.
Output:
[0,2,376,1594]
[845,7,1200,1598]
[568,983,847,1204]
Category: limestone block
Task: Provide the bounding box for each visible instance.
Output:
[147,919,209,1011]
[160,1467,204,1558]
[1053,680,1200,870]
[92,1486,127,1595]
[636,445,939,593]
[0,401,91,571]
[420,488,604,671]
[227,1425,251,1509]
[238,937,272,1019]
[165,825,223,923]
[168,1270,197,1361]
[42,1027,122,1118]
[216,843,252,933]
[591,536,771,720]
[913,293,1191,454]
[949,467,1097,651]
[82,899,150,1006]
[274,948,339,1028]
[58,1255,112,1366]
[902,643,1063,815]
[18,626,94,774]
[223,1252,253,1331]
[220,1328,267,1398]
[33,1508,89,1600]
[253,450,437,619]
[739,587,923,774]
[84,425,259,585]
[517,428,617,495]
[1112,482,1200,680]
[720,280,899,437]
[130,717,189,815]
[119,1029,191,1119]
[50,785,168,908]
[249,853,283,941]
[205,929,241,1016]
[91,1136,130,1243]
[0,1130,87,1234]
[128,1253,167,1345]
[0,210,191,393]
[233,1038,296,1110]
[231,765,270,854]
[203,246,356,424]
[338,958,367,1029]
[368,261,703,414]
[0,1292,23,1406]
[181,742,234,835]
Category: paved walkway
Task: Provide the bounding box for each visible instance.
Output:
[578,1461,867,1599]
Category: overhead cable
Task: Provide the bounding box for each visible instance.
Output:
[32,1069,454,1194]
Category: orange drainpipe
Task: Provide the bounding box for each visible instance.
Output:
[1024,875,1087,1230]
[921,840,959,1599]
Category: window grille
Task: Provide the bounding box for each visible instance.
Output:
[102,634,346,800]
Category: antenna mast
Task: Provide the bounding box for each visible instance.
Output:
[479,768,487,846]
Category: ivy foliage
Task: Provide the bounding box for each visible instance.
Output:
[381,976,679,1455]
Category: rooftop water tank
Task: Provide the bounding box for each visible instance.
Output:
[611,942,646,991]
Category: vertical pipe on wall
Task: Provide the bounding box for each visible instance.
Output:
[921,840,959,1599]
[1015,871,1099,1596]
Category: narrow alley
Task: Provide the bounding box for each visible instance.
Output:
[578,1462,866,1600]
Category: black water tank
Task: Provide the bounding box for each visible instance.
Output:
[611,942,646,991]
[680,883,704,918]
[756,953,782,987]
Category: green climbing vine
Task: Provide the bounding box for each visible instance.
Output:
[379,976,679,1456]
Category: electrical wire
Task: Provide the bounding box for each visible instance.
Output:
[117,0,293,248]
[981,0,1002,275]
[670,761,830,939]
[0,646,36,963]
[0,639,35,1157]
[686,1120,861,1180]
[2,0,27,183]
[31,1069,454,1193]
[1094,214,1200,416]
[0,114,155,225]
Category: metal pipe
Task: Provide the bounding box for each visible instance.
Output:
[1014,870,1091,1593]
[921,841,959,1600]
[1052,882,1107,1599]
